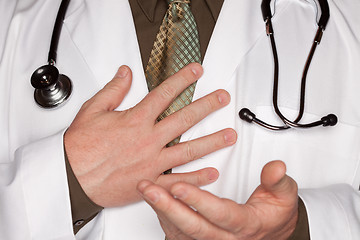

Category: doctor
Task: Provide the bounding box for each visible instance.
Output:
[1,0,360,240]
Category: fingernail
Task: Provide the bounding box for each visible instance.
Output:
[208,169,219,181]
[218,91,230,104]
[191,67,198,76]
[116,66,128,78]
[145,191,160,204]
[172,187,187,199]
[224,130,237,144]
[190,63,203,77]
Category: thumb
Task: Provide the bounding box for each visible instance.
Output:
[90,65,132,111]
[260,160,298,200]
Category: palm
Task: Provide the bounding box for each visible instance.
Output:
[244,182,298,239]
[139,161,299,240]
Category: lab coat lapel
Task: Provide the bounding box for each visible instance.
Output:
[193,0,265,101]
[63,0,148,110]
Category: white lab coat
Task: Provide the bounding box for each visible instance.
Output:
[1,0,359,239]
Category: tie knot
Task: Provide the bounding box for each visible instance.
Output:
[167,0,190,21]
[167,0,190,4]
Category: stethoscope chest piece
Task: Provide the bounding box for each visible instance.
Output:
[31,64,72,108]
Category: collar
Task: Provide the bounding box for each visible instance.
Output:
[136,0,223,22]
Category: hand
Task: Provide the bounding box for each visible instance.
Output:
[64,63,237,207]
[138,161,298,240]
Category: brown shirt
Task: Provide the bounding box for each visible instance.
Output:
[129,0,223,68]
[66,0,310,238]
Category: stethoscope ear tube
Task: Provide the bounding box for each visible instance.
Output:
[239,108,290,130]
[317,0,330,30]
[239,108,337,130]
[260,0,272,21]
[261,0,330,29]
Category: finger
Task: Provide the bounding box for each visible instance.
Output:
[158,128,237,171]
[137,181,192,240]
[138,181,193,240]
[260,161,298,202]
[170,182,251,232]
[156,168,219,190]
[136,63,203,119]
[137,180,153,193]
[137,181,232,240]
[159,217,193,240]
[84,65,132,112]
[155,89,231,146]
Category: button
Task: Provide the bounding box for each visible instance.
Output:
[74,219,84,226]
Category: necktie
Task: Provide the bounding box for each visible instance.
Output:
[145,0,201,150]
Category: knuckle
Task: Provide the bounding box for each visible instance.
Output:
[106,83,123,95]
[203,95,218,111]
[183,72,195,86]
[180,108,195,127]
[185,142,197,162]
[159,82,177,100]
[185,219,203,237]
[176,69,193,86]
[81,98,93,111]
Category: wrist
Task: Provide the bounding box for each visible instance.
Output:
[64,149,104,233]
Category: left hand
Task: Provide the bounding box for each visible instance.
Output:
[137,161,299,240]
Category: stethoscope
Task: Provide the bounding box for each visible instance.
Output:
[30,0,71,108]
[239,0,338,130]
[30,0,338,130]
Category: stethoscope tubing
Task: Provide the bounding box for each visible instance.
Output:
[270,22,325,128]
[48,0,71,64]
[239,0,337,130]
[32,0,338,128]
[30,0,72,108]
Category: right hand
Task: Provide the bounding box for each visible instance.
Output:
[64,63,237,207]
[138,161,298,240]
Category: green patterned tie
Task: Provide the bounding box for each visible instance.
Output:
[145,0,201,152]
